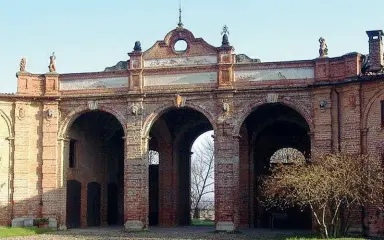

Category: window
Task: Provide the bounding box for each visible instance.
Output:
[69,139,77,168]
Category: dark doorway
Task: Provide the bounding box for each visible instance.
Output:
[67,110,125,227]
[149,164,159,226]
[87,182,101,227]
[107,183,118,225]
[66,180,81,229]
[239,103,312,229]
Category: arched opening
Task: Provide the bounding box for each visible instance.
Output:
[238,103,312,229]
[0,114,11,225]
[147,107,213,227]
[65,111,124,228]
[190,131,215,225]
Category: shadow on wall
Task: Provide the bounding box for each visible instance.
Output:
[1,180,125,229]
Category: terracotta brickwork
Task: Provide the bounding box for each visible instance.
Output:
[0,26,383,236]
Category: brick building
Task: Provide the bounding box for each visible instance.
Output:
[0,25,383,235]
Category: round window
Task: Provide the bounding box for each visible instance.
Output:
[174,39,188,52]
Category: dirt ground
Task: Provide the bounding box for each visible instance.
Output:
[5,226,318,240]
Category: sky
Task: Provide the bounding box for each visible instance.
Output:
[0,0,383,93]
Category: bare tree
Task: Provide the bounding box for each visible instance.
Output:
[148,150,159,165]
[191,134,214,219]
[261,153,384,238]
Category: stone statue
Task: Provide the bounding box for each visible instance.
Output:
[319,37,328,57]
[134,41,142,52]
[221,25,230,46]
[48,52,56,72]
[19,57,26,72]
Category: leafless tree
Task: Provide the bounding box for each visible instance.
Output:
[261,153,384,238]
[191,134,214,219]
[148,150,159,165]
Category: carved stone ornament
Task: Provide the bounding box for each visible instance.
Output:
[46,109,54,119]
[88,101,98,110]
[222,101,230,113]
[348,95,356,109]
[19,57,26,72]
[319,100,328,110]
[17,107,26,120]
[266,93,279,103]
[131,103,143,116]
[175,94,186,108]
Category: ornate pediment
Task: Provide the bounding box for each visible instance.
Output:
[142,28,218,68]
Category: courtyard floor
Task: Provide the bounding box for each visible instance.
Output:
[1,226,373,240]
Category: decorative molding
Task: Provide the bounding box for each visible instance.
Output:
[144,56,217,68]
[17,107,26,120]
[130,103,143,116]
[60,77,128,90]
[266,93,279,103]
[87,101,98,110]
[235,67,314,81]
[175,94,186,108]
[144,72,216,86]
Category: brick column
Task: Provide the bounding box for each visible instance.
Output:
[57,136,69,227]
[124,112,148,230]
[41,102,59,219]
[158,141,176,226]
[12,102,31,218]
[214,123,239,231]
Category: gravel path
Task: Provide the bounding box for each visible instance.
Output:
[4,227,313,240]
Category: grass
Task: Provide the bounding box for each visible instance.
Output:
[0,227,53,238]
[191,219,215,226]
[286,238,367,240]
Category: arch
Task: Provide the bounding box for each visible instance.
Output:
[0,109,12,137]
[58,104,127,139]
[142,102,217,138]
[234,98,314,136]
[362,88,384,130]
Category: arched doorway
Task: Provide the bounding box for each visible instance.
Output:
[65,110,124,228]
[147,107,213,227]
[238,103,312,229]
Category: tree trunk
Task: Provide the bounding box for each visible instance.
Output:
[193,207,200,219]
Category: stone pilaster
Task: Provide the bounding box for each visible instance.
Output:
[311,87,332,155]
[16,71,32,95]
[128,50,143,93]
[44,73,59,96]
[217,45,235,89]
[12,102,31,217]
[124,108,148,230]
[41,102,59,218]
[214,123,239,231]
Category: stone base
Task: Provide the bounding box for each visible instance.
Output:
[11,218,26,227]
[216,221,235,232]
[124,220,145,231]
[48,218,57,229]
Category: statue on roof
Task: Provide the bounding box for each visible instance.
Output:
[221,25,230,46]
[134,41,142,52]
[319,37,328,58]
[48,52,56,72]
[19,57,26,72]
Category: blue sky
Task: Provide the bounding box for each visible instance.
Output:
[0,0,383,93]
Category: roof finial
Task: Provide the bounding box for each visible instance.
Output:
[178,0,184,28]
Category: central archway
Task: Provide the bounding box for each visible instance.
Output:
[238,103,312,229]
[147,107,214,227]
[65,110,124,228]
